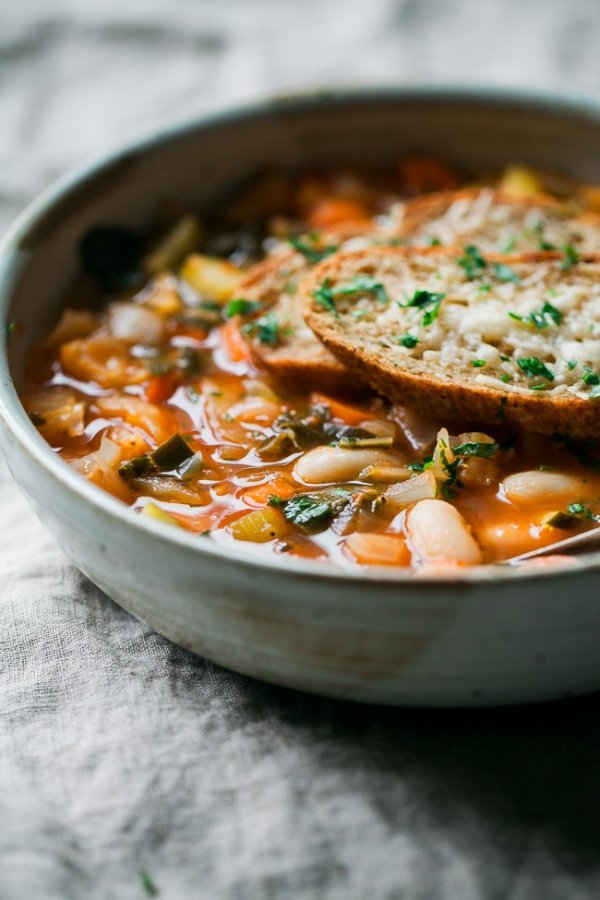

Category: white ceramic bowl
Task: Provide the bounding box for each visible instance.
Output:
[2,87,600,707]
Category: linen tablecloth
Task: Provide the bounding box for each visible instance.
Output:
[3,2,600,897]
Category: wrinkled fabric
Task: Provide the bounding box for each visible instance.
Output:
[2,1,600,897]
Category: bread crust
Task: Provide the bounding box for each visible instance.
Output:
[301,245,600,438]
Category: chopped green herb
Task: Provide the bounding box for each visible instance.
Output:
[500,374,510,383]
[582,367,600,386]
[559,244,580,270]
[477,282,492,294]
[289,234,337,264]
[401,290,445,327]
[457,244,487,280]
[567,502,594,518]
[267,495,283,508]
[119,433,194,479]
[452,441,500,458]
[242,310,279,346]
[500,354,511,362]
[548,287,558,297]
[517,357,554,381]
[425,235,441,247]
[470,359,486,368]
[337,435,394,449]
[492,262,520,283]
[313,274,390,316]
[508,300,562,330]
[566,360,577,370]
[501,236,516,253]
[226,298,262,318]
[139,869,159,897]
[186,386,199,402]
[282,490,350,534]
[312,279,337,315]
[398,333,419,348]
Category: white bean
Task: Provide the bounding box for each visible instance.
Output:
[502,470,586,504]
[406,499,482,565]
[294,445,405,485]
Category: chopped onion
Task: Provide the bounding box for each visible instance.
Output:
[384,470,438,511]
[108,302,165,344]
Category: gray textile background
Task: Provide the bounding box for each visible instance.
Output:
[3,1,600,897]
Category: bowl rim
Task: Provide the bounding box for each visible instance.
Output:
[3,83,600,587]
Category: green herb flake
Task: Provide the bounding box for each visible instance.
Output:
[401,289,445,327]
[477,282,492,294]
[226,298,262,318]
[289,234,338,264]
[517,357,555,382]
[559,244,581,270]
[470,359,486,368]
[139,869,159,897]
[242,310,279,346]
[452,441,500,458]
[582,366,600,386]
[398,333,419,348]
[425,235,441,247]
[509,300,562,330]
[493,262,520,283]
[312,279,337,315]
[186,386,200,402]
[457,244,487,280]
[548,287,558,297]
[501,236,517,253]
[500,374,510,383]
[566,360,577,371]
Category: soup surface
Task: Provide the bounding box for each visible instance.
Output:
[21,159,600,570]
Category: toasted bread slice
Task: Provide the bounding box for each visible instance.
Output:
[301,246,600,437]
[397,188,600,255]
[237,247,369,394]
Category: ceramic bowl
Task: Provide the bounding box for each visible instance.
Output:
[2,87,600,707]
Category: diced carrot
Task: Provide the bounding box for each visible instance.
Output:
[398,156,461,193]
[221,321,251,363]
[310,392,369,426]
[307,197,371,230]
[243,476,296,507]
[345,533,411,567]
[145,371,181,404]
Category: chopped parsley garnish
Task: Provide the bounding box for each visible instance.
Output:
[492,262,520,283]
[289,234,338,264]
[398,333,419,348]
[501,236,516,253]
[139,869,159,897]
[281,490,350,534]
[457,244,487,280]
[567,502,596,519]
[313,275,389,316]
[242,310,279,346]
[559,244,580,270]
[500,374,510,383]
[452,441,500,458]
[425,235,441,247]
[508,300,562,329]
[470,359,486,368]
[566,360,577,370]
[226,298,262,318]
[516,357,554,382]
[438,444,462,500]
[582,367,600,386]
[401,290,445,327]
[477,282,492,294]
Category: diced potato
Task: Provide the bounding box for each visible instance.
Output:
[141,502,182,527]
[144,274,183,317]
[345,532,410,566]
[229,507,287,543]
[498,165,544,197]
[143,214,203,276]
[180,254,244,302]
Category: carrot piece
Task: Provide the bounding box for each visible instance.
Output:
[145,371,181,404]
[345,533,411,567]
[244,476,296,507]
[221,321,251,363]
[399,156,461,193]
[310,392,369,426]
[308,197,371,230]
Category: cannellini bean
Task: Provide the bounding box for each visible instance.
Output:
[501,470,587,504]
[294,445,405,485]
[406,499,482,565]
